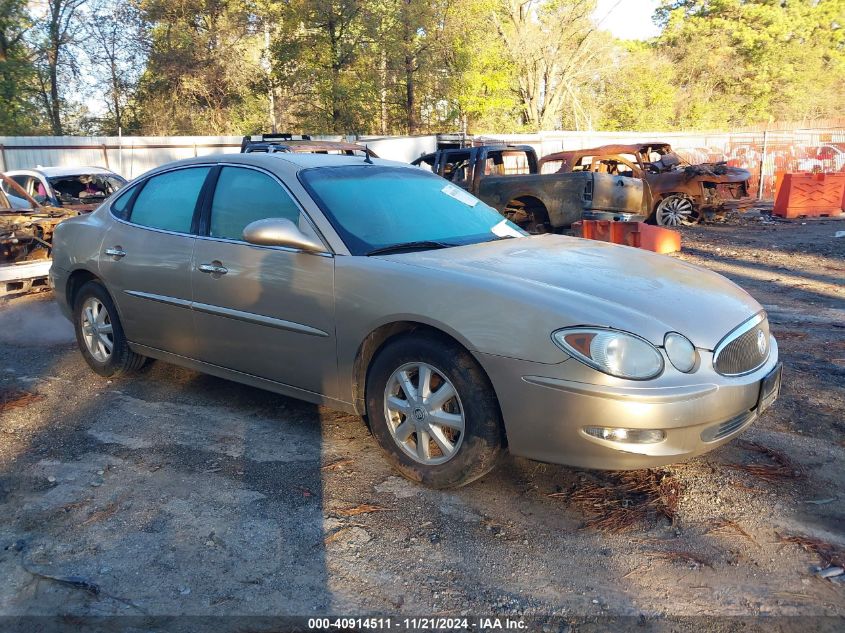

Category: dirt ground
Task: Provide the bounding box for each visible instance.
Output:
[0,217,843,631]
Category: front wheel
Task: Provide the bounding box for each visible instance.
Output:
[73,280,147,377]
[654,194,701,226]
[366,335,505,488]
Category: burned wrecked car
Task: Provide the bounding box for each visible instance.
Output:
[1,174,78,295]
[413,144,644,233]
[1,166,127,213]
[539,143,753,226]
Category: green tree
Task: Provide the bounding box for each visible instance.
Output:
[594,43,677,131]
[78,0,148,135]
[135,0,267,134]
[0,0,43,134]
[656,0,845,127]
[492,0,611,130]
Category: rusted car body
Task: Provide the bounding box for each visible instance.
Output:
[539,143,753,226]
[413,145,644,232]
[1,166,127,213]
[1,174,78,295]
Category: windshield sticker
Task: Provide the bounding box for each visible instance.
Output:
[491,220,525,238]
[441,184,478,207]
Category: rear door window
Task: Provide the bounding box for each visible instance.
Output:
[129,167,211,233]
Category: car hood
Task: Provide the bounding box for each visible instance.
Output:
[387,235,762,350]
[686,164,751,183]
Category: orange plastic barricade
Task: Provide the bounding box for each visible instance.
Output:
[773,172,845,218]
[572,220,681,254]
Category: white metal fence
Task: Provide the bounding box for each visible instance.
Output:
[3,129,843,199]
[0,135,439,180]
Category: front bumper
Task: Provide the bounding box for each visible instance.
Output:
[478,337,780,470]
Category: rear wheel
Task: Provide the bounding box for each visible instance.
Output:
[654,194,701,226]
[73,280,146,377]
[366,335,505,488]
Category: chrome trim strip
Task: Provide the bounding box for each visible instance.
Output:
[700,410,756,443]
[522,375,718,403]
[712,310,768,377]
[191,301,329,337]
[124,291,328,337]
[124,290,192,309]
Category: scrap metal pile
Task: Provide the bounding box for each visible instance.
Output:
[1,174,77,296]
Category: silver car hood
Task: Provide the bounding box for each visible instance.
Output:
[387,235,762,350]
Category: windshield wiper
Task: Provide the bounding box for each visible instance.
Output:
[366,240,455,256]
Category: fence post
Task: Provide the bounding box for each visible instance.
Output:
[0,144,6,172]
[101,144,110,169]
[757,130,769,199]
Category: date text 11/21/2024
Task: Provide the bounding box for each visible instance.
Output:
[307,617,528,630]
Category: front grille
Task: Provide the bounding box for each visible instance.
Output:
[701,410,755,442]
[714,313,770,376]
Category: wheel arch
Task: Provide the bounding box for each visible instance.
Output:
[352,320,505,442]
[506,194,549,216]
[66,268,101,309]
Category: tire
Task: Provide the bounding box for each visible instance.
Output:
[366,335,505,488]
[654,194,701,227]
[73,280,146,377]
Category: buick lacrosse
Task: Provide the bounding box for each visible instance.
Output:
[50,153,781,488]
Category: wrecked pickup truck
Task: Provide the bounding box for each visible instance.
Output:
[1,174,77,296]
[411,145,643,233]
[539,143,753,226]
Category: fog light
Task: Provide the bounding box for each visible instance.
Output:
[584,426,666,444]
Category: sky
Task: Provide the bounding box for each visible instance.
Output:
[593,0,662,40]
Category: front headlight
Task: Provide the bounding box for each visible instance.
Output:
[664,332,697,373]
[552,328,664,380]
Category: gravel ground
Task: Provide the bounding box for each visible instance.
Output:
[0,218,843,630]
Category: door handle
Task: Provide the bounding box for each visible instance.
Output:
[198,263,228,275]
[104,247,126,259]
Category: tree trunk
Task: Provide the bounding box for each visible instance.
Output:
[405,52,417,134]
[379,51,388,135]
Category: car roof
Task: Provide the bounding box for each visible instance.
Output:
[6,166,119,178]
[540,143,672,163]
[137,152,412,180]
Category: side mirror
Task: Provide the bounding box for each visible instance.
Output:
[242,218,325,253]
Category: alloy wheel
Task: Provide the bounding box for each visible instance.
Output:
[656,196,697,226]
[384,362,465,465]
[80,297,114,362]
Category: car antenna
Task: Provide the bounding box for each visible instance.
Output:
[364,145,373,164]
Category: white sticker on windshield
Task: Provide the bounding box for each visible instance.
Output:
[441,184,479,207]
[491,220,525,238]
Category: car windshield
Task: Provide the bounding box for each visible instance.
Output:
[299,165,526,255]
[47,174,126,205]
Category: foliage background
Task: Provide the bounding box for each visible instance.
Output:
[0,0,843,136]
